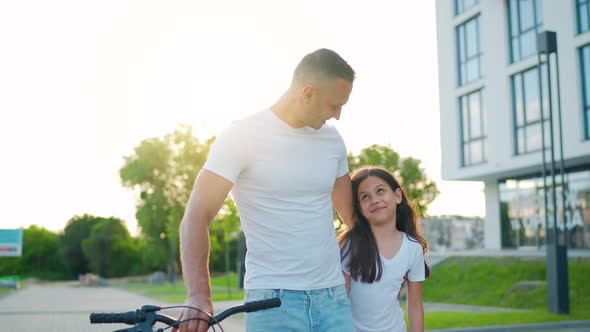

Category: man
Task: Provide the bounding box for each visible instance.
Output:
[175,48,355,332]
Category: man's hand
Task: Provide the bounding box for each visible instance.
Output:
[172,295,214,332]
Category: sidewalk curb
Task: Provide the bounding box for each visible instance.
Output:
[427,320,590,332]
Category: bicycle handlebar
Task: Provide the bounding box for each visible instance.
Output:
[210,298,281,324]
[89,298,282,331]
[90,310,145,324]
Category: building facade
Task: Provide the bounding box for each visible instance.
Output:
[436,0,590,250]
[420,216,484,252]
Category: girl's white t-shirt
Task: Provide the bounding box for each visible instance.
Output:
[342,233,426,332]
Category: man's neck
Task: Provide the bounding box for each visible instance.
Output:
[271,91,305,128]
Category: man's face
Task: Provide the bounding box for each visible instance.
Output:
[300,78,353,130]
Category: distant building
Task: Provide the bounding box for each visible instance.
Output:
[435,0,590,250]
[420,216,484,251]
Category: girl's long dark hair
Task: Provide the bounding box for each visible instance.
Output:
[339,166,430,283]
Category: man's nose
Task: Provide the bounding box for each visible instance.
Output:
[333,110,341,120]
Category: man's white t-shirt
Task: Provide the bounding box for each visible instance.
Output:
[203,109,349,290]
[342,233,426,332]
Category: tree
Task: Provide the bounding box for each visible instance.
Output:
[209,198,242,272]
[82,217,139,277]
[4,226,67,280]
[348,144,439,217]
[119,125,214,277]
[61,214,101,278]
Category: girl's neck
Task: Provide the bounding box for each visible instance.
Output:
[371,221,403,260]
[370,221,402,244]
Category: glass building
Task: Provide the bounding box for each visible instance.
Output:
[436,0,590,250]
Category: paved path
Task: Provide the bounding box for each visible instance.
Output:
[427,321,590,332]
[423,302,525,312]
[0,285,243,331]
[1,285,588,331]
[427,248,590,259]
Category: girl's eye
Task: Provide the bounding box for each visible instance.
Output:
[377,188,385,193]
[360,195,368,201]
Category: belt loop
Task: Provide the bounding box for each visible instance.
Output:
[328,286,334,299]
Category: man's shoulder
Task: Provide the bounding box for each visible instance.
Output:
[319,123,340,134]
[317,124,345,143]
[220,109,270,136]
[236,109,271,125]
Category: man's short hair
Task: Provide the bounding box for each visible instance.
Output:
[293,48,355,85]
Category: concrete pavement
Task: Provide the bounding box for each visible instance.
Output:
[0,285,244,331]
[427,248,590,260]
[1,284,588,331]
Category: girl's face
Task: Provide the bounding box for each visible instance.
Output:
[357,175,402,226]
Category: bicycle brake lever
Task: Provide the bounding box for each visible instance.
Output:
[141,305,161,312]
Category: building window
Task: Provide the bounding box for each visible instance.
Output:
[460,90,486,166]
[499,170,590,249]
[455,0,479,15]
[508,0,543,63]
[581,44,590,139]
[457,15,482,86]
[577,0,590,33]
[511,65,551,155]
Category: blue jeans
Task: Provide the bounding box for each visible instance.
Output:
[244,285,354,332]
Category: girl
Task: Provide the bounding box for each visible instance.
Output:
[340,166,430,332]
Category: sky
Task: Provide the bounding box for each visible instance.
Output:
[0,0,485,236]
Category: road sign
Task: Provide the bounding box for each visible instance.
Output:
[0,229,23,257]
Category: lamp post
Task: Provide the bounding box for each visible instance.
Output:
[536,30,570,314]
[237,232,246,289]
[225,231,239,297]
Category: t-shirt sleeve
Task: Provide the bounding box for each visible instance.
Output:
[407,243,426,282]
[202,122,248,184]
[340,240,351,275]
[335,132,349,177]
[337,153,349,178]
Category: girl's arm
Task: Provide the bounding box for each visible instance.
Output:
[407,281,424,332]
[344,272,351,296]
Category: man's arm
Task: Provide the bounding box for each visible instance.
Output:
[175,169,233,332]
[332,173,354,228]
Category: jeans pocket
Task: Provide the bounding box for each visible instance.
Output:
[245,289,280,302]
[332,285,351,306]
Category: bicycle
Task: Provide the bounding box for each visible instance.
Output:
[89,297,281,332]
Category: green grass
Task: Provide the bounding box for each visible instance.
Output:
[421,309,590,330]
[0,288,13,298]
[423,256,590,310]
[118,273,244,303]
[415,256,590,328]
[118,258,590,329]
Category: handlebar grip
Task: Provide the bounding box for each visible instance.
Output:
[89,310,144,324]
[243,298,282,312]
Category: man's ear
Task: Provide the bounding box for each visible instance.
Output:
[302,85,314,104]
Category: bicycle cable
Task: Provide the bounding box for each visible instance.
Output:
[159,305,214,319]
[158,317,223,332]
[156,305,223,332]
